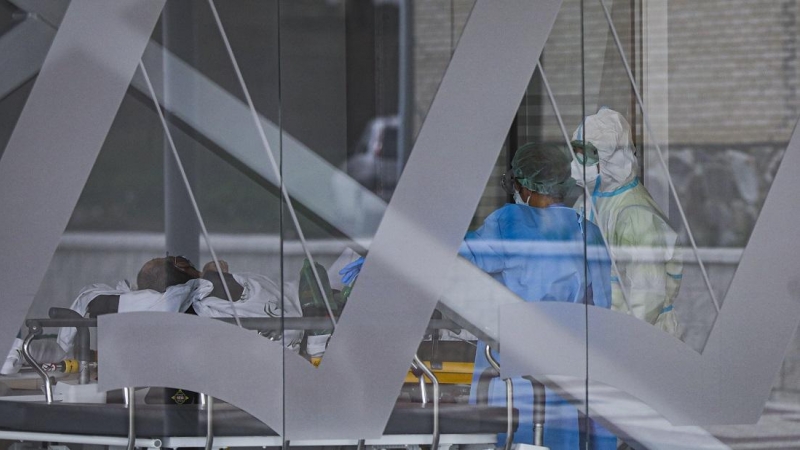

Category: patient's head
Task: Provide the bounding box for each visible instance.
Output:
[202,271,244,301]
[201,260,229,275]
[137,256,200,292]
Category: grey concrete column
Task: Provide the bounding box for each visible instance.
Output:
[162,1,200,263]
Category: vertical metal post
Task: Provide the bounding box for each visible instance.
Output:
[396,0,414,180]
[507,116,519,204]
[126,386,136,450]
[204,396,215,450]
[504,379,514,450]
[485,345,514,449]
[524,375,546,447]
[641,0,670,215]
[163,1,200,263]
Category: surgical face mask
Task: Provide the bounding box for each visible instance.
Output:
[571,159,599,188]
[513,189,529,205]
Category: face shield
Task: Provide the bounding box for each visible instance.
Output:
[571,140,600,166]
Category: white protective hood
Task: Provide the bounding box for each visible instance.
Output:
[572,107,638,192]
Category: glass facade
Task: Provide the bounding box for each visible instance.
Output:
[0,1,799,449]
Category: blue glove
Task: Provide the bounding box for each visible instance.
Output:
[339,256,365,285]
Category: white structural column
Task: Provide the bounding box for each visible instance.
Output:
[0,0,165,356]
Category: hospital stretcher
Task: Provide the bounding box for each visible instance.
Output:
[0,309,523,449]
[0,397,515,449]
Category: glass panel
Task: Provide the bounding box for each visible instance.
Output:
[278,0,350,367]
[583,0,800,448]
[3,1,800,449]
[457,0,596,448]
[0,0,287,438]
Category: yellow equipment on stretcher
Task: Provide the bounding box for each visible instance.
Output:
[405,361,474,385]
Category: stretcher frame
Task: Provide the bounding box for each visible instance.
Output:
[1,313,518,450]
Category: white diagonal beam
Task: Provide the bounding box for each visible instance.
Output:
[0,0,165,362]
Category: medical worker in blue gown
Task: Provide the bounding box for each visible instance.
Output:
[459,142,615,450]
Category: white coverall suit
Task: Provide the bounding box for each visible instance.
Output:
[572,108,683,335]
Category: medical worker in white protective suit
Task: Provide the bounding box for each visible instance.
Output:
[570,107,683,335]
[460,142,616,450]
[192,262,304,352]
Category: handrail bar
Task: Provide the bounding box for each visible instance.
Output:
[25,317,461,333]
[412,355,440,450]
[21,324,53,403]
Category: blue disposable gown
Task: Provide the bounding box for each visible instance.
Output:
[459,203,615,450]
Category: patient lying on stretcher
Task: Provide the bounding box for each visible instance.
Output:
[56,256,304,357]
[192,261,304,351]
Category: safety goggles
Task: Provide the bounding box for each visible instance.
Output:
[570,140,599,166]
